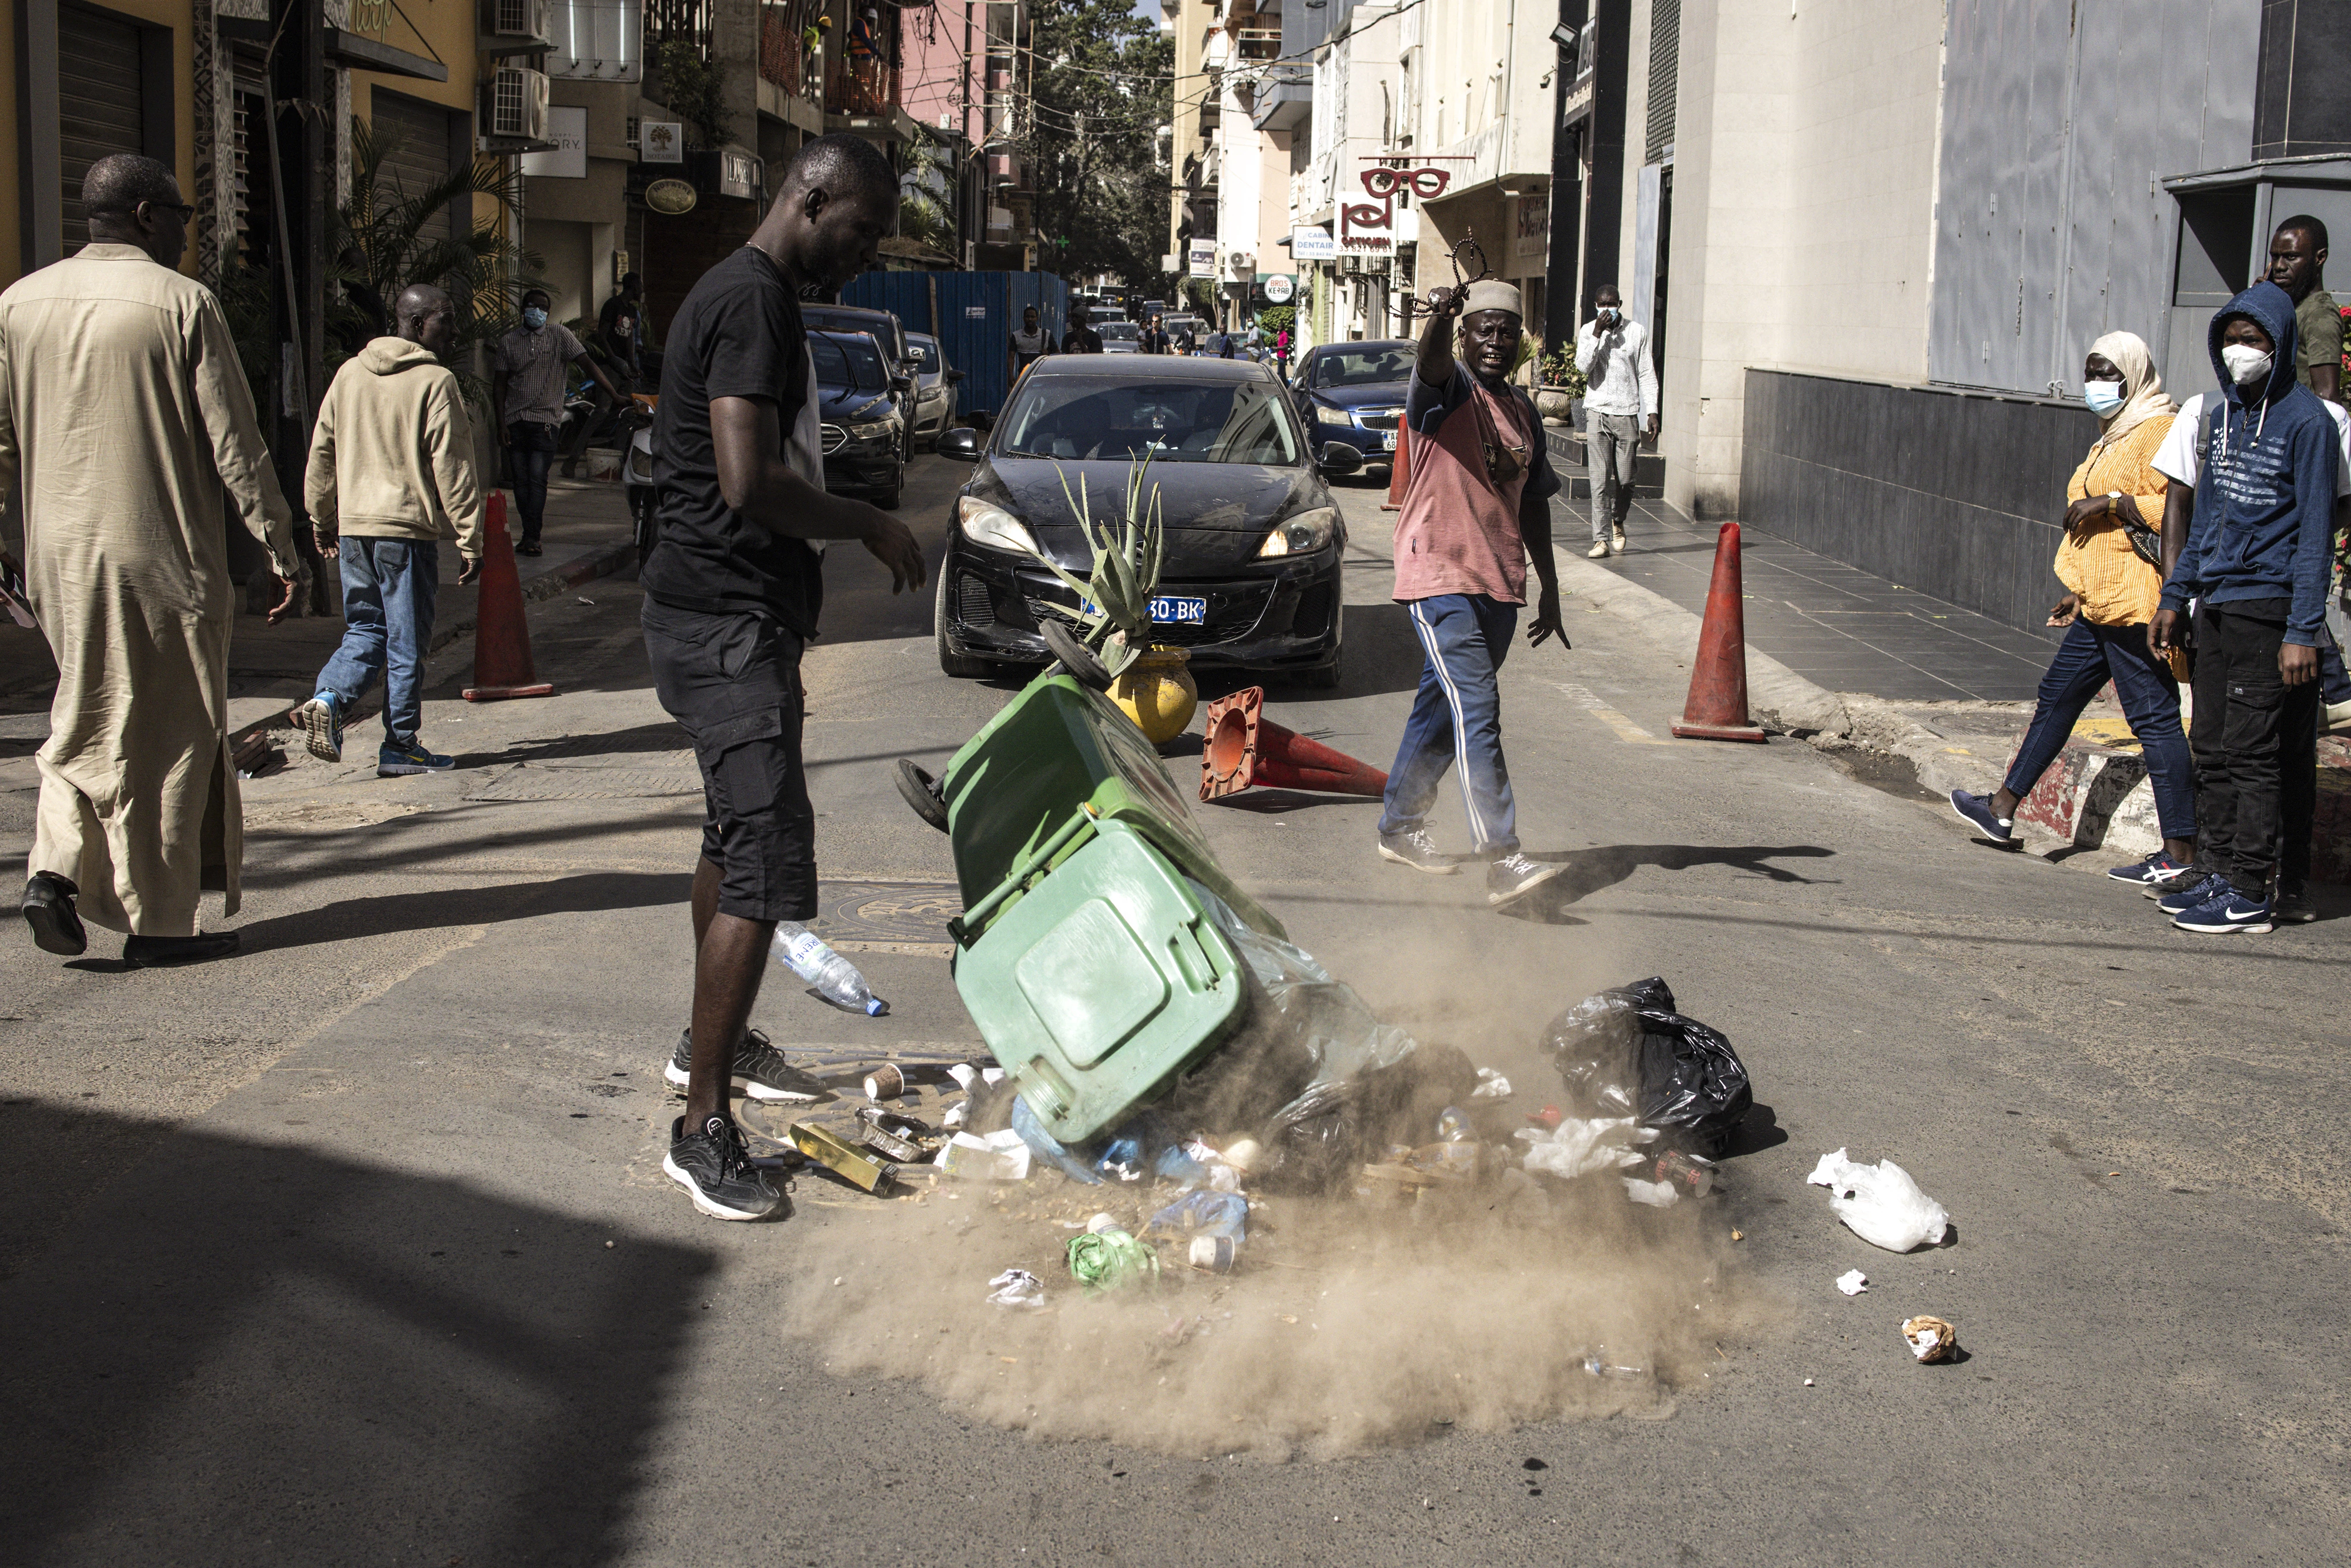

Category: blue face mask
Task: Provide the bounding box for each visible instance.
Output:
[521,306,548,330]
[2082,378,2124,416]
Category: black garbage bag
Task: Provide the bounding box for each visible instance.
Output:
[1538,977,1751,1157]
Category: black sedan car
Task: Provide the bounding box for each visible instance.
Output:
[811,329,906,508]
[1290,339,1415,482]
[934,356,1354,685]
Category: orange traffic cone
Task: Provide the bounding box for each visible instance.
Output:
[462,492,556,702]
[1670,522,1766,742]
[1381,422,1412,511]
[1199,686,1389,800]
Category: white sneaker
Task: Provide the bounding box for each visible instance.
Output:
[1609,529,1627,555]
[2327,696,2351,733]
[1586,540,1610,559]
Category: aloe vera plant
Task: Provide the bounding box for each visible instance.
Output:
[1024,454,1167,677]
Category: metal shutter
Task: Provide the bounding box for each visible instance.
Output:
[1646,0,1679,164]
[58,6,146,254]
[371,93,456,249]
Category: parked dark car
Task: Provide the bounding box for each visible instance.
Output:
[1290,339,1414,483]
[811,329,906,508]
[803,301,916,455]
[932,356,1355,684]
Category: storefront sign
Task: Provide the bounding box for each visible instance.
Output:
[1187,237,1215,278]
[1260,273,1297,304]
[645,177,696,215]
[520,106,588,179]
[1291,226,1337,262]
[1342,159,1458,254]
[1513,194,1550,260]
[639,120,684,163]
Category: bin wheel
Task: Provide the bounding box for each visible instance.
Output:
[1041,620,1113,691]
[894,759,950,832]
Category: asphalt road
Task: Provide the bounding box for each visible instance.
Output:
[2,454,2345,1566]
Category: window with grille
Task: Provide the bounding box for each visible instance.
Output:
[1646,0,1677,164]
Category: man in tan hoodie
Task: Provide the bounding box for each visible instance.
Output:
[293,284,484,775]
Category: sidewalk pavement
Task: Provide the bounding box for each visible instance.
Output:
[0,475,637,742]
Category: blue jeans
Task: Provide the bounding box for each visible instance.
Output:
[316,538,440,749]
[2002,617,2195,840]
[1380,594,1521,855]
[506,421,559,541]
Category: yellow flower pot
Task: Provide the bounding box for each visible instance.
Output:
[1110,645,1198,744]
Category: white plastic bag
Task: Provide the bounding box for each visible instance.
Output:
[1807,1148,1949,1252]
[1836,1269,1869,1296]
[1515,1114,1655,1181]
[986,1269,1046,1309]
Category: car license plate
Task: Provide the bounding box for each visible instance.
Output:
[1380,430,1397,450]
[1149,595,1209,625]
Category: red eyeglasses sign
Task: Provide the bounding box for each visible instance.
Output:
[1341,164,1452,253]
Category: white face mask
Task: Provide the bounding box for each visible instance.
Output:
[2082,379,2125,416]
[2222,344,2273,386]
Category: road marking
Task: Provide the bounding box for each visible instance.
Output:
[1551,682,1671,743]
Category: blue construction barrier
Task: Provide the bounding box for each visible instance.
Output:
[839,270,1069,417]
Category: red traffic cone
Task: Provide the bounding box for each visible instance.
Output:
[462,492,555,702]
[1199,686,1389,800]
[1670,522,1766,742]
[1381,421,1412,511]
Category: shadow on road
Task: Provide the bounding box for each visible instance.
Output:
[0,1111,714,1565]
[235,870,693,952]
[1503,843,1836,924]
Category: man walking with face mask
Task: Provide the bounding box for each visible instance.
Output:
[2150,280,2338,934]
[1575,284,1657,558]
[492,288,625,555]
[1377,280,1570,909]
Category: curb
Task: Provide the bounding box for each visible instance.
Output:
[232,536,640,755]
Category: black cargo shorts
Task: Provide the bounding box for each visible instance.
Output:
[641,598,816,923]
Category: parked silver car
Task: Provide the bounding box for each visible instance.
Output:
[905,330,963,451]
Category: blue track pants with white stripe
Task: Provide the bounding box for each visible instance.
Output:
[1379,592,1519,856]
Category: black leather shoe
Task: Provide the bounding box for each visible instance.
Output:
[21,872,86,956]
[123,932,241,967]
[514,537,544,557]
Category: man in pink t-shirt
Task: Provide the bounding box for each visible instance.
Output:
[1377,280,1572,907]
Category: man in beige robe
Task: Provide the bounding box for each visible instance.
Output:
[5,153,303,966]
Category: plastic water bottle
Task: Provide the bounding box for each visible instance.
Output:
[770,921,888,1016]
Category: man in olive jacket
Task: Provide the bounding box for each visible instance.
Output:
[294,284,485,776]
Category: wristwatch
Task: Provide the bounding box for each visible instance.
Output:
[2106,490,2122,514]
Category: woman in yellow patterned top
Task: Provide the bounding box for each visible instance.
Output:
[1949,331,2199,884]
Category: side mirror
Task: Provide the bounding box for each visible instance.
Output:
[1318,441,1365,476]
[946,368,966,383]
[938,426,984,461]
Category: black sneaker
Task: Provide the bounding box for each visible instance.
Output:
[21,872,86,956]
[665,1027,827,1102]
[1486,852,1570,907]
[515,537,544,558]
[1377,827,1457,875]
[1949,789,2015,845]
[2272,886,2317,924]
[664,1113,784,1221]
[2141,858,2208,899]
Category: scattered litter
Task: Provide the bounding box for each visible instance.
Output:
[577,596,595,606]
[947,1063,980,1093]
[862,1063,907,1101]
[1836,1269,1869,1296]
[771,922,888,1016]
[1803,1378,1815,1387]
[1086,1211,1120,1233]
[1515,1114,1652,1180]
[1901,1315,1958,1363]
[986,1269,1046,1309]
[938,1128,1032,1182]
[1144,1190,1248,1264]
[1808,1148,1950,1252]
[1731,1229,1744,1242]
[1582,1354,1646,1380]
[1470,1068,1512,1100]
[1066,1228,1159,1293]
[788,1121,896,1194]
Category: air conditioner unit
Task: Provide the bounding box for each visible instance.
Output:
[488,65,551,141]
[486,0,554,43]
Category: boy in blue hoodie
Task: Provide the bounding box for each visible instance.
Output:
[2150,280,2338,934]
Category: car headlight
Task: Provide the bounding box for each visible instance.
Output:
[957,495,1041,555]
[848,418,896,441]
[1257,506,1338,558]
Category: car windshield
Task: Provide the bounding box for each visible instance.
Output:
[1315,344,1416,387]
[1000,378,1302,464]
[808,333,883,391]
[1098,322,1139,341]
[909,339,941,373]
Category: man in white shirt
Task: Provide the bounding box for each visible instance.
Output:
[1573,284,1658,558]
[2151,385,2351,924]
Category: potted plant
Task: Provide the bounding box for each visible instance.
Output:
[1535,343,1586,428]
[1024,455,1199,743]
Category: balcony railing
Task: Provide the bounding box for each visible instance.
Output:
[828,52,898,117]
[759,1,821,97]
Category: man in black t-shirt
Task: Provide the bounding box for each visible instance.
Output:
[597,270,645,381]
[1061,317,1103,354]
[1139,312,1172,355]
[640,132,923,1223]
